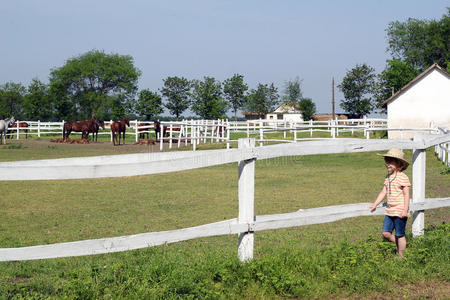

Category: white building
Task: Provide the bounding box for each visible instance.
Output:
[382,63,450,139]
[266,102,304,123]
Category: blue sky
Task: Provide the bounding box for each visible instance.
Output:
[1,1,448,117]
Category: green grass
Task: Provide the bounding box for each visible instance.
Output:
[0,139,448,298]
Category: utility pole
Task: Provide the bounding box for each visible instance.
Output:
[332,77,335,120]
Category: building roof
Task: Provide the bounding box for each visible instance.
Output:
[381,63,450,107]
[273,101,301,113]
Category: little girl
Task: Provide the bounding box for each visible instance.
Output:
[370,148,411,258]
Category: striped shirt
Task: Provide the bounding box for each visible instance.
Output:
[384,171,411,217]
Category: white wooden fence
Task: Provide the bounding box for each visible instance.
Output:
[5,118,442,153]
[1,131,449,262]
[435,126,450,167]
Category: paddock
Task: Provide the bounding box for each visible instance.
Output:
[0,130,449,262]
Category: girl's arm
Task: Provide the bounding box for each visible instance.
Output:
[401,186,410,218]
[370,185,387,212]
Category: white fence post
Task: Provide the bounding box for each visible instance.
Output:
[135,120,138,142]
[38,120,41,137]
[238,138,255,262]
[16,120,20,140]
[226,120,230,149]
[169,124,173,149]
[412,134,426,237]
[160,125,164,151]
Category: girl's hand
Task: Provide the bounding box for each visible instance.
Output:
[369,204,376,212]
[400,210,409,218]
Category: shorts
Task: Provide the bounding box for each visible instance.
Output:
[382,215,408,237]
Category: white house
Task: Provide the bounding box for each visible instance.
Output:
[266,102,304,123]
[382,63,450,139]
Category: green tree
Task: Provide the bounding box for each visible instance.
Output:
[49,50,141,120]
[191,77,227,119]
[338,64,376,118]
[135,90,163,120]
[298,97,316,121]
[160,76,191,119]
[0,82,26,119]
[244,83,280,116]
[282,76,303,102]
[223,74,248,121]
[386,9,450,71]
[23,79,53,121]
[375,59,420,112]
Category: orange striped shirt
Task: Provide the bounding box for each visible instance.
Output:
[384,171,411,217]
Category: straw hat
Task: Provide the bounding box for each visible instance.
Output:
[378,148,409,170]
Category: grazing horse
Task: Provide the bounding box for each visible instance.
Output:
[8,121,29,139]
[63,118,100,140]
[111,117,130,146]
[153,121,168,140]
[88,117,105,142]
[0,117,15,144]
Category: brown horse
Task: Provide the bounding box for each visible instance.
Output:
[8,121,29,139]
[111,117,130,146]
[153,121,168,140]
[63,118,101,140]
[87,117,105,142]
[138,122,152,140]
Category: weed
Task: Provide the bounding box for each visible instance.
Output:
[440,167,450,175]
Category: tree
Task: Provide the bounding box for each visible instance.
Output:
[0,82,26,119]
[135,90,163,120]
[338,64,376,118]
[49,50,141,120]
[282,76,303,103]
[223,74,248,121]
[191,77,227,119]
[244,83,280,116]
[386,9,450,72]
[160,76,191,119]
[23,79,53,121]
[375,59,420,112]
[298,97,316,121]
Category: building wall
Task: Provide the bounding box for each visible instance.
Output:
[387,69,450,139]
[283,113,303,123]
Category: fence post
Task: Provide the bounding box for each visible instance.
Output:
[37,120,41,137]
[226,120,230,149]
[169,124,173,149]
[412,134,426,237]
[160,124,164,151]
[135,120,138,142]
[16,120,19,140]
[238,138,255,262]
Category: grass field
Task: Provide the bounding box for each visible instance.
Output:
[0,136,448,299]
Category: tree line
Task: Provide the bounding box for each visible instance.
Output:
[0,53,316,122]
[1,9,447,121]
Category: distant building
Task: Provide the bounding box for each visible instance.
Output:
[266,101,303,123]
[313,113,349,121]
[242,112,265,121]
[381,63,450,139]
